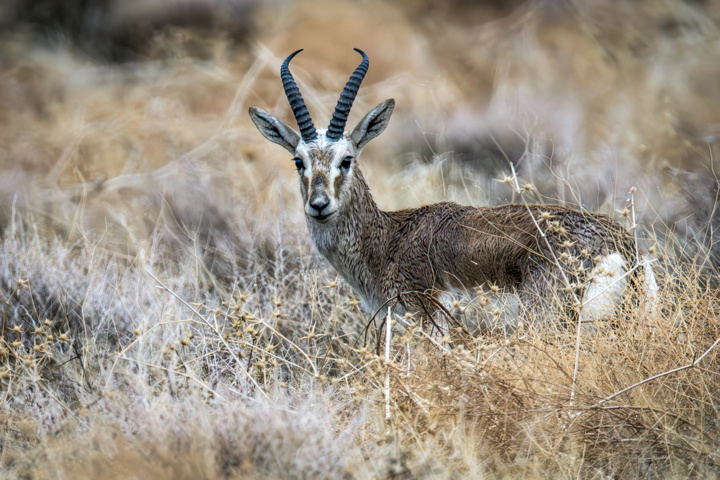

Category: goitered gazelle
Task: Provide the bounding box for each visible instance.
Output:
[249,49,655,328]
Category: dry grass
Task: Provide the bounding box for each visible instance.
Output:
[1,1,720,478]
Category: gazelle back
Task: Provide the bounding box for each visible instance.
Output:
[249,49,654,324]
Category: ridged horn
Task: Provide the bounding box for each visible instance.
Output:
[326,48,369,141]
[281,49,317,143]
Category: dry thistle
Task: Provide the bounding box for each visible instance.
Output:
[494,175,515,185]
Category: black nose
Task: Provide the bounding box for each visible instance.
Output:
[309,194,330,214]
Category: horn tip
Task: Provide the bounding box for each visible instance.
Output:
[283,49,305,66]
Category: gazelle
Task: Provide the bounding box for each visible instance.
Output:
[249,49,655,326]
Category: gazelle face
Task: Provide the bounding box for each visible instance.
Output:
[248,49,394,226]
[293,132,357,223]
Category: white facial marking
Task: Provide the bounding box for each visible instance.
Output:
[294,130,356,222]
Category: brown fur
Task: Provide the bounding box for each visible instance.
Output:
[308,167,637,319]
[248,73,637,323]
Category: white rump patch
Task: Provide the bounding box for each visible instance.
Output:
[642,255,659,316]
[583,253,627,320]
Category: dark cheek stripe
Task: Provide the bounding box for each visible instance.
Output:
[301,175,309,197]
[334,172,344,198]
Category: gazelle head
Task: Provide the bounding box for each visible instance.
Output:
[249,49,394,224]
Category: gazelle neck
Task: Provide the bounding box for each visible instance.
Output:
[307,168,392,310]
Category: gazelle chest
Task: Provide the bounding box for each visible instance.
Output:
[309,221,382,312]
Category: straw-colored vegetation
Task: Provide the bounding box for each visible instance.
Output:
[1,1,719,478]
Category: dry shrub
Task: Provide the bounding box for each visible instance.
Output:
[381,268,720,477]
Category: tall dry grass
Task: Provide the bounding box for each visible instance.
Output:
[1,0,719,478]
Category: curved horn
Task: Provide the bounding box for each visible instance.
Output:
[326,48,369,141]
[281,49,317,143]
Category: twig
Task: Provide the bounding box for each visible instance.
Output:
[384,305,392,435]
[600,335,720,404]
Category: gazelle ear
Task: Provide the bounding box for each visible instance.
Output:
[249,107,301,153]
[350,99,394,151]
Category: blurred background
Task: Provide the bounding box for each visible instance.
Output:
[1,0,720,280]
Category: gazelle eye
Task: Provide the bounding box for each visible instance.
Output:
[294,157,304,171]
[341,157,353,169]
